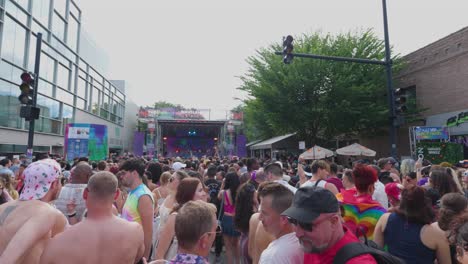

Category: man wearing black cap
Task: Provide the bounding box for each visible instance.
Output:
[282,187,377,264]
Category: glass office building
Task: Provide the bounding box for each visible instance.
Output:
[0,0,126,155]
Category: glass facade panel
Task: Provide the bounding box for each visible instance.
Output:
[68,16,79,52]
[37,79,54,97]
[11,0,29,10]
[76,77,86,99]
[40,53,55,83]
[32,0,51,27]
[56,88,74,105]
[34,117,61,134]
[56,63,69,89]
[91,87,99,114]
[70,1,79,17]
[52,12,66,42]
[6,0,28,25]
[54,0,67,17]
[2,16,26,66]
[0,79,22,129]
[76,97,85,109]
[0,60,25,86]
[37,94,60,120]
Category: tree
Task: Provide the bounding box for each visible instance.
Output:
[153,101,184,111]
[239,29,405,146]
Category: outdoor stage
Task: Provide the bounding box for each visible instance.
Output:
[157,119,226,158]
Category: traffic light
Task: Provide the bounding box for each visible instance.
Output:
[18,72,40,120]
[394,88,408,114]
[18,72,34,105]
[282,35,294,64]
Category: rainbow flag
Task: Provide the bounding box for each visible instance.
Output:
[337,189,386,240]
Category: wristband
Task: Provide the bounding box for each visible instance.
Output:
[67,212,77,218]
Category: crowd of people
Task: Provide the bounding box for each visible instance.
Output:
[0,153,468,264]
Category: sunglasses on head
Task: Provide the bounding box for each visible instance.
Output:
[286,216,313,232]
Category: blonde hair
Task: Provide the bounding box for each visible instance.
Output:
[160,171,172,185]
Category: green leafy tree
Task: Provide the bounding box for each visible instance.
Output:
[239,29,406,145]
[153,101,184,111]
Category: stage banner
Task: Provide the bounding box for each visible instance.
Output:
[64,124,108,161]
[236,135,247,157]
[414,126,449,140]
[133,131,145,156]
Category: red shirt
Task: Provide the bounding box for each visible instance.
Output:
[303,227,377,264]
[326,177,344,191]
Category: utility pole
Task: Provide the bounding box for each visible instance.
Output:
[276,0,398,158]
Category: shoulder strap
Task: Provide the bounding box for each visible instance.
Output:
[314,179,322,188]
[217,192,224,221]
[333,242,374,264]
[156,188,162,198]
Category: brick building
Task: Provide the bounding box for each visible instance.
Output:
[362,26,468,159]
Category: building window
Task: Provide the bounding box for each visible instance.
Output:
[68,16,79,52]
[54,0,67,18]
[6,0,28,25]
[52,12,66,42]
[0,79,22,129]
[56,87,74,105]
[32,0,51,27]
[76,77,87,99]
[2,16,27,67]
[56,63,70,89]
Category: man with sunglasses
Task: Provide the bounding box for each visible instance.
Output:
[282,187,377,264]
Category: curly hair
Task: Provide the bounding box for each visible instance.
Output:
[447,211,468,246]
[352,164,378,193]
[438,193,467,231]
[234,183,256,233]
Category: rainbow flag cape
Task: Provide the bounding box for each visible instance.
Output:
[337,189,387,240]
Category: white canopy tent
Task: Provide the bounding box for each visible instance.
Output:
[299,145,334,160]
[336,143,376,157]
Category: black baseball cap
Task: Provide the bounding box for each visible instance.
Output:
[282,186,339,223]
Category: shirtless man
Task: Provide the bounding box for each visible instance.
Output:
[40,171,144,264]
[0,159,67,264]
[248,213,274,264]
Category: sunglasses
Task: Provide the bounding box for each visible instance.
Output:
[205,224,222,236]
[287,214,335,232]
[287,217,313,231]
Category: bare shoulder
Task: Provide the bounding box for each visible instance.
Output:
[249,212,260,225]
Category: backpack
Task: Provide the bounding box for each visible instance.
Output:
[333,237,405,264]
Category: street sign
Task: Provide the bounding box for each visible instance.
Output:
[299,141,305,150]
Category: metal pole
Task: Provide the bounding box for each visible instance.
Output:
[382,0,397,159]
[27,33,42,162]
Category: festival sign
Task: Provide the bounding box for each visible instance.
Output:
[414,126,449,140]
[64,123,108,161]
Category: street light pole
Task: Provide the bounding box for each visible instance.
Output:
[276,0,398,158]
